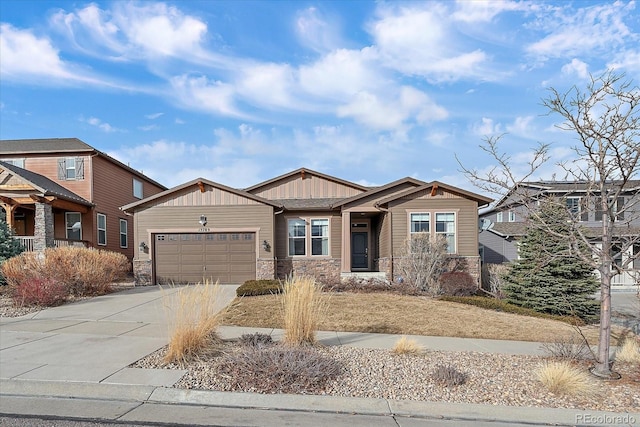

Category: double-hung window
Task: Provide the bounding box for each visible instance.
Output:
[288,219,306,256]
[65,212,82,240]
[97,213,107,246]
[311,219,329,256]
[496,212,503,223]
[119,219,128,248]
[410,213,430,234]
[566,197,581,217]
[58,157,84,181]
[435,212,456,254]
[133,179,143,199]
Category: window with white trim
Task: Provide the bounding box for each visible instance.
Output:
[311,219,329,256]
[65,212,82,240]
[410,213,430,234]
[435,212,456,254]
[133,179,143,199]
[508,210,516,222]
[119,219,128,248]
[496,212,503,222]
[566,197,581,217]
[97,213,107,246]
[288,219,306,256]
[1,158,25,168]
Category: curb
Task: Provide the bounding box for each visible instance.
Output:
[2,379,639,427]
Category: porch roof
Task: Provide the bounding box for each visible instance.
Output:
[0,161,93,207]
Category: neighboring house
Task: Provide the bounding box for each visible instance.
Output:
[122,168,493,286]
[0,138,167,259]
[479,180,640,289]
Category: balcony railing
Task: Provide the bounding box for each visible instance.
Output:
[13,236,90,252]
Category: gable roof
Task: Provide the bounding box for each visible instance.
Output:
[0,161,92,206]
[0,138,167,191]
[121,177,282,212]
[331,177,426,208]
[375,181,494,207]
[245,167,370,193]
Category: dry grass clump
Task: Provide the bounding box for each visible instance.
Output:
[1,247,129,306]
[282,276,326,346]
[391,336,423,355]
[615,337,640,364]
[432,365,468,387]
[537,361,598,397]
[163,280,225,365]
[541,333,593,361]
[216,345,342,394]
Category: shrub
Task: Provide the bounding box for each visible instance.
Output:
[239,332,274,347]
[615,337,640,364]
[395,234,449,295]
[432,365,467,387]
[324,277,424,296]
[0,211,25,285]
[12,277,68,307]
[216,345,342,394]
[282,276,325,346]
[537,361,597,397]
[391,336,423,355]
[481,263,508,298]
[236,279,283,297]
[541,334,593,361]
[1,247,129,297]
[439,271,478,297]
[163,280,225,365]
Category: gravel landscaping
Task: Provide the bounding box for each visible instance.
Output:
[132,340,640,414]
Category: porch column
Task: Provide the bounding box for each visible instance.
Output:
[0,202,16,230]
[34,202,54,252]
[341,211,351,273]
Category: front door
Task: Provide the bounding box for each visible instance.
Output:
[351,231,368,269]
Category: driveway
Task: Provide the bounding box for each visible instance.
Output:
[0,285,238,384]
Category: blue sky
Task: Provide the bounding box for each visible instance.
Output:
[1,1,639,192]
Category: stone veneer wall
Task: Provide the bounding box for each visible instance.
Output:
[377,257,393,281]
[256,258,276,280]
[276,258,341,283]
[133,260,152,286]
[33,203,54,252]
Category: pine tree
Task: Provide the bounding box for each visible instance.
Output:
[503,200,600,322]
[0,210,25,284]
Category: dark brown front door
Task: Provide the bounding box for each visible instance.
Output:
[351,232,368,269]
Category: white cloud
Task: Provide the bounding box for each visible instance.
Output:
[236,63,298,110]
[1,24,77,81]
[295,7,340,53]
[175,118,185,124]
[472,117,501,136]
[561,58,589,79]
[452,0,528,23]
[368,4,490,82]
[145,112,164,119]
[506,116,535,138]
[169,74,248,119]
[81,116,121,133]
[526,1,636,62]
[138,124,158,131]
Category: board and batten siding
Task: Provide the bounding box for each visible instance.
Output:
[146,186,264,208]
[251,174,364,200]
[134,204,274,261]
[341,183,418,210]
[275,211,342,259]
[388,189,480,257]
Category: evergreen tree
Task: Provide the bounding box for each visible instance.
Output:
[0,210,25,284]
[503,200,600,322]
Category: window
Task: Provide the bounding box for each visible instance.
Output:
[119,219,128,248]
[65,212,82,240]
[566,197,581,217]
[410,213,430,234]
[508,210,516,222]
[133,179,143,199]
[1,158,25,168]
[57,158,84,181]
[435,212,456,253]
[97,213,107,246]
[288,219,306,256]
[595,197,625,221]
[311,219,329,255]
[496,212,503,223]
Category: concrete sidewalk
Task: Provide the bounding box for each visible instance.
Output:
[1,285,639,426]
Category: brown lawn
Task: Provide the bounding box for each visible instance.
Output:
[221,293,616,344]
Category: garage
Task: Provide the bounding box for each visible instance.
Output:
[154,232,256,284]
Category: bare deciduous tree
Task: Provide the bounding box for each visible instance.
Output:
[396,233,449,295]
[459,71,640,378]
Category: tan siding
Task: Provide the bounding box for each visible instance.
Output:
[378,212,391,258]
[148,186,262,208]
[389,196,479,257]
[275,210,341,259]
[343,183,418,209]
[134,205,274,261]
[252,174,364,199]
[92,156,165,259]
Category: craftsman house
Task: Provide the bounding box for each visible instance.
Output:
[0,138,166,259]
[479,180,640,289]
[122,168,492,285]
